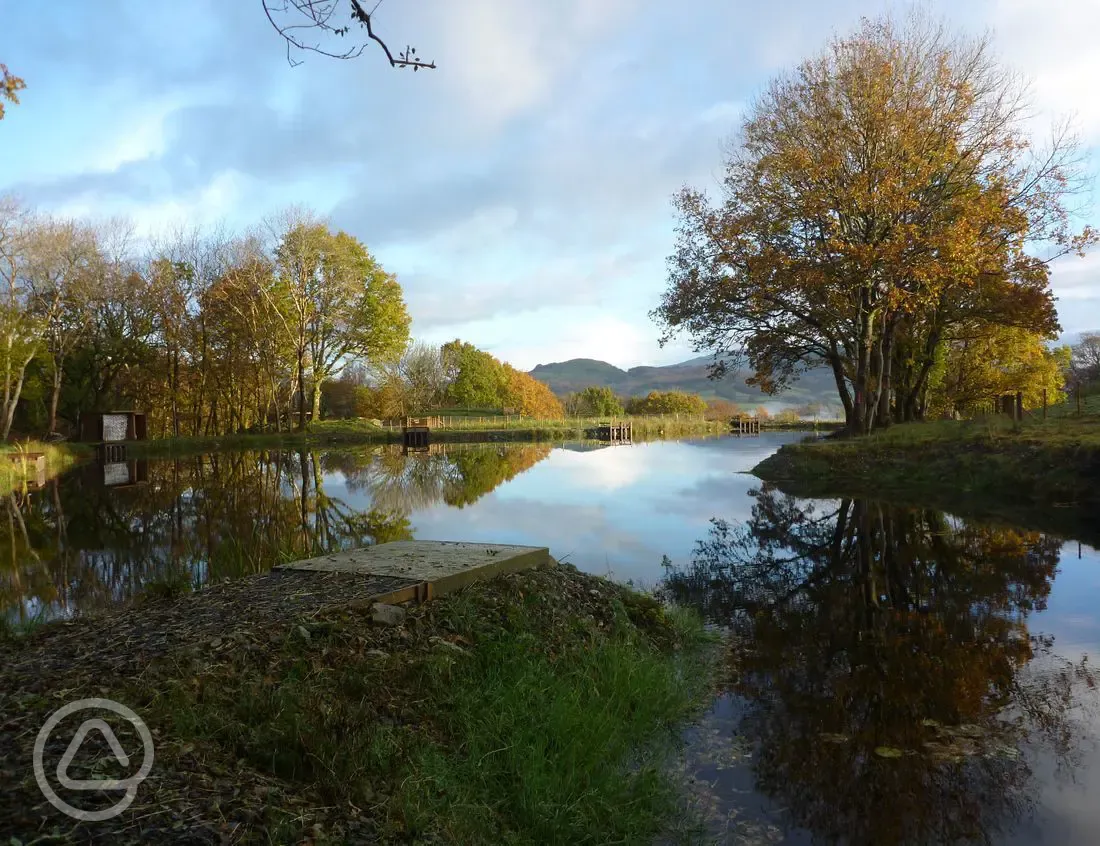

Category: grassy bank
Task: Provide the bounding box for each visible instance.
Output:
[0,441,89,489]
[128,415,729,457]
[753,413,1100,542]
[0,564,717,844]
[128,419,395,458]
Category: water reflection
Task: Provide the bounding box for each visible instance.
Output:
[661,485,1099,845]
[0,443,557,622]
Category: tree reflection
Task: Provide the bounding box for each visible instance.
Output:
[662,486,1097,845]
[1,442,552,622]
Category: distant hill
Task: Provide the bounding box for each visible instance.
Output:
[529,356,840,409]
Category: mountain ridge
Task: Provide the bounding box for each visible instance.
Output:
[529,356,839,408]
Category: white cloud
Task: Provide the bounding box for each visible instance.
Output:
[985,0,1100,143]
[429,0,639,130]
[551,448,649,492]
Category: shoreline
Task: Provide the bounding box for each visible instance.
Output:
[0,562,718,843]
[12,416,833,464]
[752,416,1100,545]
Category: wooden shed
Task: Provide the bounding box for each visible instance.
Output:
[79,411,148,443]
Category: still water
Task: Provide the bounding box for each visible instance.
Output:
[3,434,1099,845]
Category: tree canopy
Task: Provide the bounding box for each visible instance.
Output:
[626,390,708,416]
[0,201,410,439]
[566,385,624,417]
[654,11,1095,435]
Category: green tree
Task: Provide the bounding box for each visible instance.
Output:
[306,230,409,421]
[441,340,506,409]
[273,215,409,429]
[635,390,707,415]
[570,385,624,417]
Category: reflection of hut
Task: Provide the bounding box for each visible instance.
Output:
[89,459,149,489]
[79,411,148,443]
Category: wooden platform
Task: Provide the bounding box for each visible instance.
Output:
[590,421,633,442]
[276,540,554,605]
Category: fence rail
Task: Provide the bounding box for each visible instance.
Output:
[380,413,724,430]
[376,413,845,431]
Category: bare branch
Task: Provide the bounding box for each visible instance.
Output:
[262,0,437,70]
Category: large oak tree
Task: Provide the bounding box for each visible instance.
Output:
[654,12,1094,434]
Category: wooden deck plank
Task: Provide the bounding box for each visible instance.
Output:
[276,540,554,601]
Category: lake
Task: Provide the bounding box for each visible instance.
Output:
[4,433,1099,845]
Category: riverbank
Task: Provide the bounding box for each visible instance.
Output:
[128,416,729,458]
[1,441,88,489]
[752,414,1100,543]
[0,563,717,844]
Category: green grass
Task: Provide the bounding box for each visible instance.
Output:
[419,414,727,438]
[97,567,718,843]
[0,441,88,489]
[753,410,1100,542]
[129,419,395,457]
[127,415,728,456]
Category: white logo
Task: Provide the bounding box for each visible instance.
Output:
[33,698,155,822]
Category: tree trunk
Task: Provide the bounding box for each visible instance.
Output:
[851,301,877,436]
[311,380,322,423]
[296,346,307,432]
[46,362,63,435]
[827,349,854,428]
[875,323,895,429]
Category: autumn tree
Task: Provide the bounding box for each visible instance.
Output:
[0,64,24,120]
[501,364,564,419]
[705,398,743,421]
[654,11,1094,435]
[660,489,1077,844]
[925,328,1069,417]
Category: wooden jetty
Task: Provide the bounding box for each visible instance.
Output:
[6,452,47,490]
[733,415,761,436]
[591,420,633,442]
[97,442,128,462]
[5,452,46,473]
[277,540,554,605]
[403,416,431,448]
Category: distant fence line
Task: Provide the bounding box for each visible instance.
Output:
[378,413,845,430]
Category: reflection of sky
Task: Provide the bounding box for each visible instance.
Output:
[1006,541,1100,846]
[326,440,1100,843]
[329,432,808,586]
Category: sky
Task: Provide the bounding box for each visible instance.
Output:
[1,0,1097,371]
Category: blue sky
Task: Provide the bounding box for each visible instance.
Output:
[1,0,1097,370]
